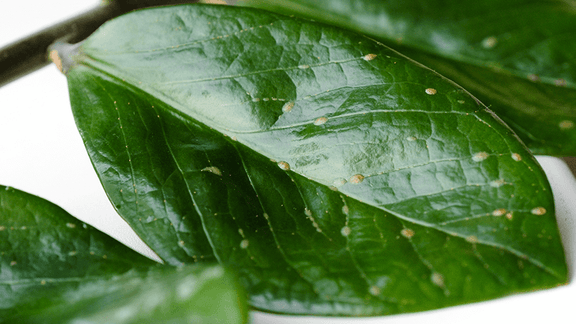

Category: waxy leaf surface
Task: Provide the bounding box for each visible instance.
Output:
[16,264,248,324]
[63,5,567,316]
[0,185,154,321]
[237,0,576,155]
[0,185,247,324]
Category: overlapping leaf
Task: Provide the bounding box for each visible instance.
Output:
[62,4,567,316]
[236,0,576,155]
[0,185,247,324]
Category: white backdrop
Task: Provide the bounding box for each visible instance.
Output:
[0,1,574,323]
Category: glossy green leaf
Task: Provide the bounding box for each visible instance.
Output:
[0,185,247,324]
[236,0,576,155]
[15,264,248,324]
[62,4,567,316]
[0,185,154,321]
[395,46,576,156]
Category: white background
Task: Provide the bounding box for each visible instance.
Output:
[0,1,574,323]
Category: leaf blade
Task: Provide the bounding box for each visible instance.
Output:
[236,0,576,155]
[65,4,568,316]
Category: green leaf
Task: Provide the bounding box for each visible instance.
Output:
[0,185,248,324]
[0,185,154,321]
[62,4,567,316]
[236,0,576,155]
[395,46,576,156]
[15,264,248,324]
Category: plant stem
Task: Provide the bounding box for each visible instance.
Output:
[0,0,199,88]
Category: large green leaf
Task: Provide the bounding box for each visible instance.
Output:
[61,4,567,316]
[236,0,576,155]
[0,185,247,324]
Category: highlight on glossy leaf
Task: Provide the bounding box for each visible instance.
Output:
[236,0,576,155]
[60,4,567,316]
[0,185,247,324]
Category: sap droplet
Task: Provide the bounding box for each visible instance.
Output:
[555,79,567,87]
[363,53,377,61]
[559,120,574,129]
[349,174,364,184]
[240,239,250,249]
[481,36,498,49]
[282,101,295,113]
[425,88,437,95]
[66,223,76,229]
[400,228,414,238]
[511,153,522,161]
[341,226,351,236]
[277,161,290,171]
[314,117,328,125]
[492,208,506,216]
[369,285,381,296]
[431,272,444,287]
[527,74,540,82]
[201,166,222,176]
[490,179,506,187]
[466,236,478,243]
[472,152,489,162]
[531,207,546,215]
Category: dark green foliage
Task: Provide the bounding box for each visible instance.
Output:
[61,4,567,316]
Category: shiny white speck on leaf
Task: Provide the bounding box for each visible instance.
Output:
[66,223,76,228]
[559,120,574,129]
[482,36,498,49]
[490,179,506,187]
[201,166,222,176]
[349,174,365,184]
[511,153,522,161]
[466,235,479,243]
[531,207,547,215]
[314,117,328,125]
[369,286,381,296]
[277,161,290,171]
[492,208,507,216]
[400,228,414,238]
[342,205,349,215]
[240,239,250,249]
[341,226,351,237]
[431,272,445,287]
[282,101,295,112]
[363,53,377,61]
[472,152,489,162]
[425,88,437,95]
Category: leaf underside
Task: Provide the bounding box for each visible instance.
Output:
[64,4,567,316]
[237,0,576,156]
